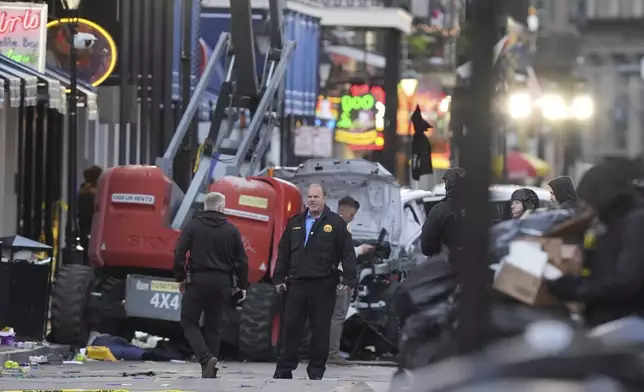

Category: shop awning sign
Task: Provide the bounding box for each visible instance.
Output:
[0,2,48,72]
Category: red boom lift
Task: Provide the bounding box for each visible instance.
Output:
[49,0,302,361]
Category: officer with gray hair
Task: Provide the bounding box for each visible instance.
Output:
[174,192,249,378]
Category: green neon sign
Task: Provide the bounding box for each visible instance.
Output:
[3,47,34,64]
[337,94,376,129]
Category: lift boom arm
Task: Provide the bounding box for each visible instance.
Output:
[162,0,295,230]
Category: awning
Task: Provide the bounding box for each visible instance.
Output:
[493,151,550,179]
[45,67,99,120]
[0,54,69,113]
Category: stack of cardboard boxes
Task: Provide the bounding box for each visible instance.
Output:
[493,213,590,308]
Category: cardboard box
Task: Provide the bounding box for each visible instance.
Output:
[517,236,582,276]
[493,239,561,307]
[494,262,557,307]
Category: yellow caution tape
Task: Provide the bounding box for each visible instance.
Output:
[193,144,204,173]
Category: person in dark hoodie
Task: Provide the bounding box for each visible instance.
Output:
[77,165,103,261]
[173,192,249,378]
[421,167,466,258]
[548,158,644,327]
[509,188,539,219]
[547,176,579,211]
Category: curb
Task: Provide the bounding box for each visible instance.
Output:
[0,343,71,364]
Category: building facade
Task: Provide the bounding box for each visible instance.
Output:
[576,0,644,160]
[536,0,644,161]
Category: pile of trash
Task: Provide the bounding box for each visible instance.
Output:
[71,331,188,363]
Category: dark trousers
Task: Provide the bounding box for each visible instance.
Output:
[180,272,231,365]
[275,275,336,378]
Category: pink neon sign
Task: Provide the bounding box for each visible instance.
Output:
[0,3,47,71]
[0,9,41,34]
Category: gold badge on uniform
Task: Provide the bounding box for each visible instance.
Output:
[323,224,333,233]
[293,226,302,230]
[347,225,352,233]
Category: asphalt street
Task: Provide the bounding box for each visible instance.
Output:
[0,360,394,392]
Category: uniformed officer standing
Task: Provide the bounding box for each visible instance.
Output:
[273,184,357,380]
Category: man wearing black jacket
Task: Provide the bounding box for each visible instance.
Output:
[173,192,248,378]
[548,159,644,326]
[421,167,466,257]
[273,183,357,380]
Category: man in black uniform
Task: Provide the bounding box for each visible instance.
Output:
[509,188,540,219]
[173,192,248,378]
[421,167,466,257]
[273,183,357,380]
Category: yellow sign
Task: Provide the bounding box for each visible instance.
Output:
[46,18,118,88]
[323,224,332,233]
[334,129,378,146]
[150,280,180,293]
[238,195,268,209]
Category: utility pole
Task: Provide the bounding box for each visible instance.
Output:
[379,0,401,176]
[175,0,195,192]
[455,0,498,354]
[61,0,84,265]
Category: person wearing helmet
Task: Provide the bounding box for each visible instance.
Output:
[420,167,466,257]
[509,188,539,219]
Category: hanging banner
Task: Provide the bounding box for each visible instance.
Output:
[334,84,385,151]
[0,2,48,72]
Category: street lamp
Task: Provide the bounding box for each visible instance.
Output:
[538,93,568,121]
[400,70,420,98]
[507,91,532,120]
[60,0,84,265]
[570,95,594,121]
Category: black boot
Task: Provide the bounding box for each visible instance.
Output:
[202,357,218,378]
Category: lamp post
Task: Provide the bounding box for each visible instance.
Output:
[60,0,83,265]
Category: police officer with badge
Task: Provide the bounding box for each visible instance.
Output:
[273,184,357,380]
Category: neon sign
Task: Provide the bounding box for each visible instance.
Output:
[334,84,385,150]
[47,18,118,88]
[0,3,47,71]
[0,9,40,33]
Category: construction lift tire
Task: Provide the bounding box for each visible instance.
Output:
[50,265,96,347]
[238,283,282,361]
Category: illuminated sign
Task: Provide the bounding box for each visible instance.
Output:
[0,2,48,71]
[334,84,385,150]
[46,18,118,88]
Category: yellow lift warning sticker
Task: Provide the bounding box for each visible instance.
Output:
[238,195,268,209]
[150,280,180,293]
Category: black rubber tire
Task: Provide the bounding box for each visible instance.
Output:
[93,276,133,341]
[238,283,281,361]
[50,265,96,347]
